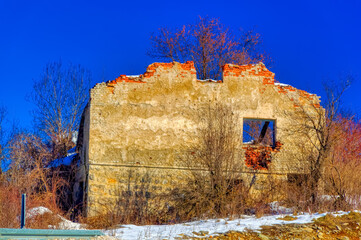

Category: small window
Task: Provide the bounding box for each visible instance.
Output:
[243,119,276,146]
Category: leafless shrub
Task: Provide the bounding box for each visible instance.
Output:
[281,76,358,212]
[2,131,68,223]
[0,183,21,228]
[168,103,250,220]
[0,181,65,229]
[323,116,361,210]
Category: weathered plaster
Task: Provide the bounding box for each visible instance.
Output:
[76,61,321,216]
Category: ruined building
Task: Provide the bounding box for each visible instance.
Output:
[75,61,322,216]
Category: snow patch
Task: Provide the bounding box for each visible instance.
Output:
[198,79,221,82]
[57,215,84,230]
[26,206,354,239]
[274,82,290,87]
[26,206,52,219]
[105,212,349,239]
[269,201,294,214]
[26,206,84,230]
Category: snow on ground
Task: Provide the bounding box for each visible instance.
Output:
[26,207,85,230]
[104,211,349,239]
[26,206,351,239]
[26,206,52,218]
[269,201,293,214]
[57,215,85,230]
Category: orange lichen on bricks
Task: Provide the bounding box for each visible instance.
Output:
[223,62,275,85]
[243,141,282,170]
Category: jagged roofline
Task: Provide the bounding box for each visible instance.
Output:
[104,61,272,85]
[99,61,321,109]
[106,61,196,85]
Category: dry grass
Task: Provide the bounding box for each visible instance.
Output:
[0,183,65,229]
[0,169,67,229]
[0,184,21,228]
[276,215,298,221]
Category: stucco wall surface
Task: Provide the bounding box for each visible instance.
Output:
[78,61,321,216]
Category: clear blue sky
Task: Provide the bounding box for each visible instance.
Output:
[0,0,360,129]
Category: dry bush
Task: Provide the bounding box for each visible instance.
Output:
[7,132,67,208]
[323,117,361,210]
[24,205,64,229]
[170,177,249,221]
[0,183,21,228]
[280,115,361,213]
[0,181,64,229]
[84,211,117,229]
[26,212,63,229]
[168,103,250,220]
[169,104,283,220]
[0,131,69,228]
[279,173,326,212]
[279,158,355,213]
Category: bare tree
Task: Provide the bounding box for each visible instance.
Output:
[287,76,353,210]
[31,61,91,158]
[171,103,247,219]
[148,16,268,80]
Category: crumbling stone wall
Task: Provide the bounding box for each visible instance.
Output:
[76,61,321,216]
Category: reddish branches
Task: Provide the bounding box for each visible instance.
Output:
[148,16,268,80]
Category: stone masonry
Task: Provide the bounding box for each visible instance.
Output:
[75,61,322,216]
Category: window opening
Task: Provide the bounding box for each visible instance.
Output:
[243,119,275,147]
